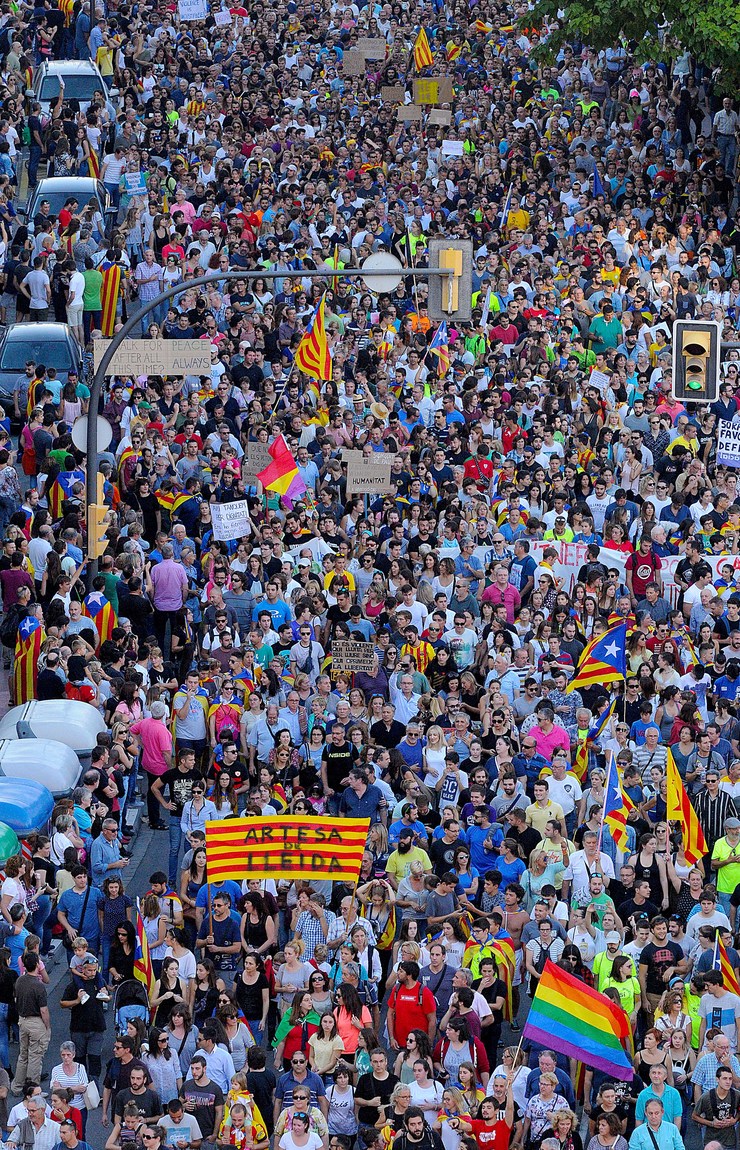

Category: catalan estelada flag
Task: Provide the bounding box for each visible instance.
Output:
[713,930,740,995]
[14,615,44,704]
[87,149,100,179]
[428,321,450,378]
[524,959,633,1079]
[295,295,332,381]
[134,902,155,1000]
[205,815,370,883]
[82,590,117,647]
[603,751,634,853]
[100,264,122,337]
[155,488,178,513]
[413,27,433,70]
[565,622,626,694]
[47,468,85,519]
[666,748,706,865]
[256,434,307,506]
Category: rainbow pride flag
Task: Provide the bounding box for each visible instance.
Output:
[524,960,633,1079]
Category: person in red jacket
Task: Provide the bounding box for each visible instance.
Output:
[387,962,437,1050]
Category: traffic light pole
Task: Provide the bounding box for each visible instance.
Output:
[85,265,455,580]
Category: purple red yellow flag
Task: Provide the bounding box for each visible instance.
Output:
[256,434,307,506]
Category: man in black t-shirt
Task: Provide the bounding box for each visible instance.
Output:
[321,725,358,812]
[181,1056,224,1141]
[151,747,204,887]
[114,1068,162,1124]
[638,917,686,1017]
[355,1050,399,1125]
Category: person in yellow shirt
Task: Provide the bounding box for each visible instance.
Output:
[711,818,740,914]
[504,195,530,235]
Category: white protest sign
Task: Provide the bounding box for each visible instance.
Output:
[213,7,231,21]
[441,140,464,156]
[718,419,740,468]
[93,339,213,377]
[178,0,208,19]
[588,369,611,393]
[210,499,251,541]
[124,172,147,197]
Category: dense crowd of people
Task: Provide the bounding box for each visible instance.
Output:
[1,1,740,1150]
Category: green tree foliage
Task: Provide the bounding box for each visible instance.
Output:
[527,0,740,90]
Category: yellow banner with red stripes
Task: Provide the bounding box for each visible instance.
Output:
[205,816,370,882]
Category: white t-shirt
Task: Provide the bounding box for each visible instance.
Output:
[68,271,85,308]
[163,946,197,982]
[279,1132,323,1150]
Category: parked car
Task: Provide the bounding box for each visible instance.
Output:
[0,322,82,407]
[32,59,109,113]
[24,176,112,231]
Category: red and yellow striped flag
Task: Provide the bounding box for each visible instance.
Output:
[295,295,332,381]
[413,27,433,70]
[82,591,117,647]
[14,615,44,704]
[714,930,740,996]
[666,748,706,865]
[100,264,122,337]
[134,902,155,999]
[205,815,370,883]
[87,149,100,178]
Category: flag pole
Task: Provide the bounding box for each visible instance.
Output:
[598,751,613,854]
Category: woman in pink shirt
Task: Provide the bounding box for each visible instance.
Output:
[130,700,173,830]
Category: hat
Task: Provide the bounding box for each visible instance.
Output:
[629,88,640,97]
[726,817,740,829]
[138,401,153,410]
[297,557,311,568]
[370,401,390,421]
[605,931,621,944]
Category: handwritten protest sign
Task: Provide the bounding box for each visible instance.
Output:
[397,104,422,121]
[210,499,251,541]
[381,85,405,101]
[93,339,212,376]
[718,420,740,467]
[332,641,377,673]
[241,440,272,486]
[178,0,208,19]
[356,37,386,57]
[206,816,371,881]
[342,51,365,75]
[343,449,395,495]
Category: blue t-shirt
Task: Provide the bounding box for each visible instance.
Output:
[194,880,243,911]
[58,885,105,943]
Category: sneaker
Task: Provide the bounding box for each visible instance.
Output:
[509,1020,521,1031]
[96,989,111,1001]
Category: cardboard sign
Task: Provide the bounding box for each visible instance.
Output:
[210,498,251,541]
[343,449,395,494]
[436,77,455,101]
[206,816,371,882]
[341,50,366,75]
[177,0,208,19]
[413,78,440,104]
[381,85,405,101]
[718,419,740,468]
[357,37,386,58]
[428,109,452,126]
[93,339,213,377]
[332,641,377,673]
[241,440,272,486]
[397,104,422,121]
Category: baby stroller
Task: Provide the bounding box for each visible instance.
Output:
[113,979,151,1034]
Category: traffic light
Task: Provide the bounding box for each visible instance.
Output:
[672,319,721,403]
[87,503,110,559]
[428,238,473,322]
